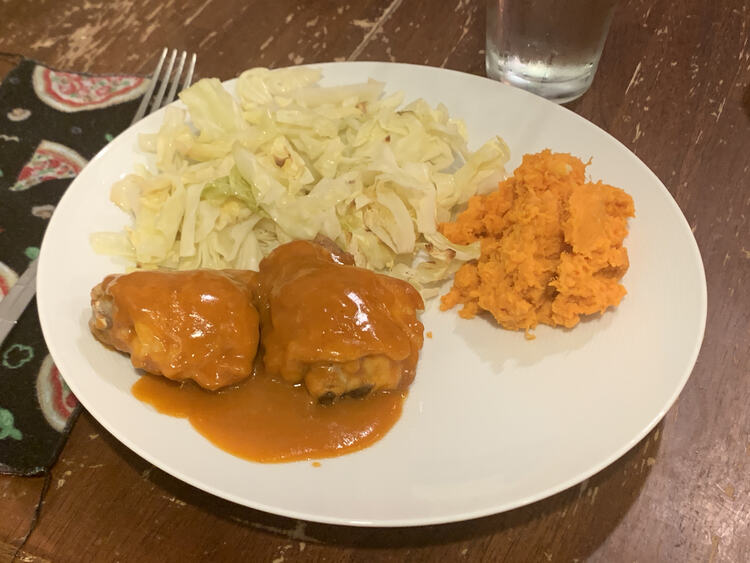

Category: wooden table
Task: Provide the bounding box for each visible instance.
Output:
[1,0,748,561]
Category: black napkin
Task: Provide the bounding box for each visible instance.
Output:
[0,58,150,475]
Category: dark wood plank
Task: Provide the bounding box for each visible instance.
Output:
[0,474,45,558]
[356,0,486,76]
[0,0,393,77]
[0,542,49,563]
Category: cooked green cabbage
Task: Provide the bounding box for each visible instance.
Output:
[91,67,510,297]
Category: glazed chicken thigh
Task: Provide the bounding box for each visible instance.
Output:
[253,240,425,404]
[90,270,260,390]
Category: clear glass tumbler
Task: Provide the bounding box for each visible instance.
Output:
[486,0,618,103]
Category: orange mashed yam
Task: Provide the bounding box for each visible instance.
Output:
[439,150,635,332]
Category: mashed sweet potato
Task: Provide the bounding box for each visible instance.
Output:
[439,150,635,333]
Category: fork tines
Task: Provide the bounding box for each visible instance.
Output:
[131,48,197,125]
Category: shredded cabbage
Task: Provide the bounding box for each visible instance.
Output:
[92,67,510,298]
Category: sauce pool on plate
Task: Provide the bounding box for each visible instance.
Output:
[132,371,406,463]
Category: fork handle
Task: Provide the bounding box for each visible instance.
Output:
[0,258,39,348]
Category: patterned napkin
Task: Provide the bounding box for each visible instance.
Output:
[0,58,150,475]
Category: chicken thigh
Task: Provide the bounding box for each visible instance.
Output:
[90,270,260,390]
[253,240,424,404]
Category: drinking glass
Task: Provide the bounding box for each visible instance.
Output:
[486,0,618,103]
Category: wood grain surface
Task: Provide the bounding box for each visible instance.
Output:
[1,0,748,561]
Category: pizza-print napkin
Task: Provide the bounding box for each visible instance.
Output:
[0,58,150,475]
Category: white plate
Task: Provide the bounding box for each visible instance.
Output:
[37,62,706,527]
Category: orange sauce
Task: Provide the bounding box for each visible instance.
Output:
[132,372,406,463]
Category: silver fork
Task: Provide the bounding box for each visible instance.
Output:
[0,49,197,348]
[132,48,196,124]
